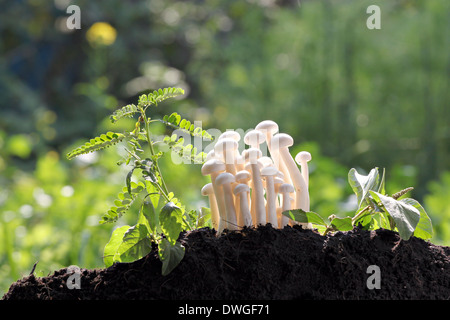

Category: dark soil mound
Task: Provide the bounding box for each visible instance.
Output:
[2,225,449,300]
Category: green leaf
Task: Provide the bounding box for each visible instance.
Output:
[330,216,353,231]
[282,209,327,227]
[141,200,158,233]
[370,191,420,240]
[348,167,380,208]
[158,238,185,276]
[160,202,184,245]
[400,198,433,240]
[148,87,184,106]
[67,132,126,160]
[115,224,152,263]
[103,225,130,267]
[110,104,139,123]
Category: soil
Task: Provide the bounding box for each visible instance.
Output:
[2,225,449,300]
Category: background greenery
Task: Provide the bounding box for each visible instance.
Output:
[0,0,449,295]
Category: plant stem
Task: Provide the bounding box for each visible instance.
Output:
[144,116,170,196]
[352,205,372,224]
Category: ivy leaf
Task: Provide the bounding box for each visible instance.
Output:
[370,191,420,240]
[159,202,184,245]
[282,209,328,227]
[158,238,185,276]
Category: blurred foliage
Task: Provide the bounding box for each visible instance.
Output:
[0,0,449,294]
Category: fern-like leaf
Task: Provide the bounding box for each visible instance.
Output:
[147,87,184,106]
[163,134,207,164]
[100,182,146,224]
[67,132,126,160]
[161,112,213,140]
[110,104,139,123]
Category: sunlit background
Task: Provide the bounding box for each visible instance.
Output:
[1,0,449,295]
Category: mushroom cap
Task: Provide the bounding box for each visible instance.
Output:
[214,138,238,155]
[255,120,279,135]
[201,159,226,176]
[244,160,263,172]
[218,130,241,142]
[243,130,266,146]
[233,183,250,195]
[243,147,262,164]
[215,172,236,186]
[279,183,295,193]
[205,150,216,161]
[271,133,294,149]
[235,170,251,182]
[201,183,214,196]
[261,166,278,177]
[295,151,312,164]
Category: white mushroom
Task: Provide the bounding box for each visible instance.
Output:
[214,138,238,175]
[295,151,312,189]
[244,130,266,153]
[244,148,265,226]
[201,159,227,231]
[215,172,238,231]
[233,184,252,228]
[279,183,295,228]
[261,166,278,228]
[255,120,291,186]
[270,133,309,213]
[201,183,219,231]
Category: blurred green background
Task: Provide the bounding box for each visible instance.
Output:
[1,0,449,295]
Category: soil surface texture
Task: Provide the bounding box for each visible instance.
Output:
[2,225,449,300]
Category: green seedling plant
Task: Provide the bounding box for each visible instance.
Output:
[283,167,433,241]
[67,87,213,275]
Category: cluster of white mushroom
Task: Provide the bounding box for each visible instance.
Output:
[201,120,312,234]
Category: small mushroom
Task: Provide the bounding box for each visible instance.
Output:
[279,183,295,228]
[215,172,238,231]
[261,166,279,227]
[295,151,312,189]
[270,133,309,213]
[201,159,227,231]
[201,183,219,231]
[244,130,266,153]
[233,184,252,228]
[244,148,265,226]
[214,138,239,175]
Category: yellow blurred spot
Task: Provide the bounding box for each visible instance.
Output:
[86,22,117,46]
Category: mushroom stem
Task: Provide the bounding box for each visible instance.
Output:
[215,172,238,231]
[233,184,252,228]
[279,183,295,228]
[201,183,220,231]
[244,149,265,226]
[261,166,278,227]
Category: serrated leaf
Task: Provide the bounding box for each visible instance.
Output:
[158,239,185,276]
[103,225,130,267]
[370,191,420,240]
[282,209,327,226]
[115,224,152,263]
[159,202,183,245]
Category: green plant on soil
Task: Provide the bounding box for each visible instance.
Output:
[283,167,433,241]
[67,87,213,275]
